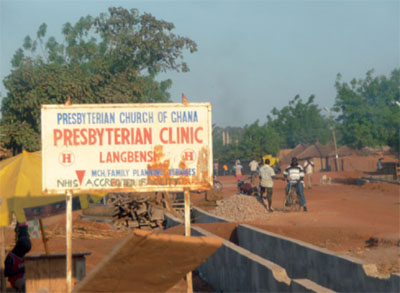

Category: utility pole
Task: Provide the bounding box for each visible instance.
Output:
[396,101,400,180]
[324,107,339,171]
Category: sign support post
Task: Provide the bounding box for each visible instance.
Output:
[66,190,72,293]
[184,188,193,293]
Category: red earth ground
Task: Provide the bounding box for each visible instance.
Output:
[190,171,400,276]
[3,162,400,291]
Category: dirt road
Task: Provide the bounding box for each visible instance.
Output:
[3,170,399,292]
[191,172,400,274]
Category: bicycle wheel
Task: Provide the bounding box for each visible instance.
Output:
[213,180,223,192]
[294,195,301,211]
[283,192,292,212]
[289,188,298,212]
[282,198,289,211]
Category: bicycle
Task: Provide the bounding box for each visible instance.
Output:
[283,182,301,212]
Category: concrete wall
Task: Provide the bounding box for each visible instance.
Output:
[192,207,229,224]
[237,224,400,292]
[192,226,332,293]
[165,208,228,228]
[164,212,182,229]
[164,210,400,292]
[164,213,332,292]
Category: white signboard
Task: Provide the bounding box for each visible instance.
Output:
[41,103,213,194]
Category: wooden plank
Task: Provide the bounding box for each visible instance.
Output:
[39,219,50,255]
[73,230,222,293]
[66,191,73,293]
[74,258,86,282]
[49,257,67,292]
[162,192,173,212]
[25,254,89,292]
[184,189,191,238]
[184,189,193,293]
[25,257,51,292]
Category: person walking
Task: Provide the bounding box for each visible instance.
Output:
[223,164,228,176]
[234,160,243,181]
[4,223,32,292]
[284,157,307,212]
[303,159,314,189]
[377,158,383,171]
[259,158,276,212]
[213,161,219,177]
[249,158,259,184]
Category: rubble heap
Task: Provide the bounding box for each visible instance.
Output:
[209,194,271,222]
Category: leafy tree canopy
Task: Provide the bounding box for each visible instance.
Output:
[1,7,197,153]
[333,69,400,149]
[213,121,282,165]
[213,96,331,164]
[266,95,331,148]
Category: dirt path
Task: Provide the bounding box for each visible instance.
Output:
[191,173,400,274]
[3,170,399,291]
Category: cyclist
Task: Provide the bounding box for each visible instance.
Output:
[283,157,307,212]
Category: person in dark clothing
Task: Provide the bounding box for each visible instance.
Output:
[238,181,254,195]
[377,158,383,171]
[4,223,31,292]
[283,157,307,212]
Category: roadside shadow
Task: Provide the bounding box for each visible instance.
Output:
[331,178,359,185]
[229,227,239,244]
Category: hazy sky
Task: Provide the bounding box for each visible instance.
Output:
[1,0,399,126]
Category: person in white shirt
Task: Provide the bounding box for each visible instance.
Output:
[303,159,314,189]
[234,160,243,181]
[249,159,259,184]
[234,160,244,192]
[259,158,276,212]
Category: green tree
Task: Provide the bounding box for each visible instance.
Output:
[267,95,331,148]
[239,121,281,161]
[212,122,281,165]
[212,126,244,165]
[1,7,197,153]
[333,69,400,150]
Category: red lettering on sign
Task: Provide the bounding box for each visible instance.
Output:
[182,148,196,162]
[184,151,194,161]
[195,127,203,143]
[160,127,168,144]
[52,128,152,146]
[99,151,156,163]
[159,127,203,144]
[75,170,86,185]
[54,129,62,146]
[62,153,72,164]
[58,151,75,166]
